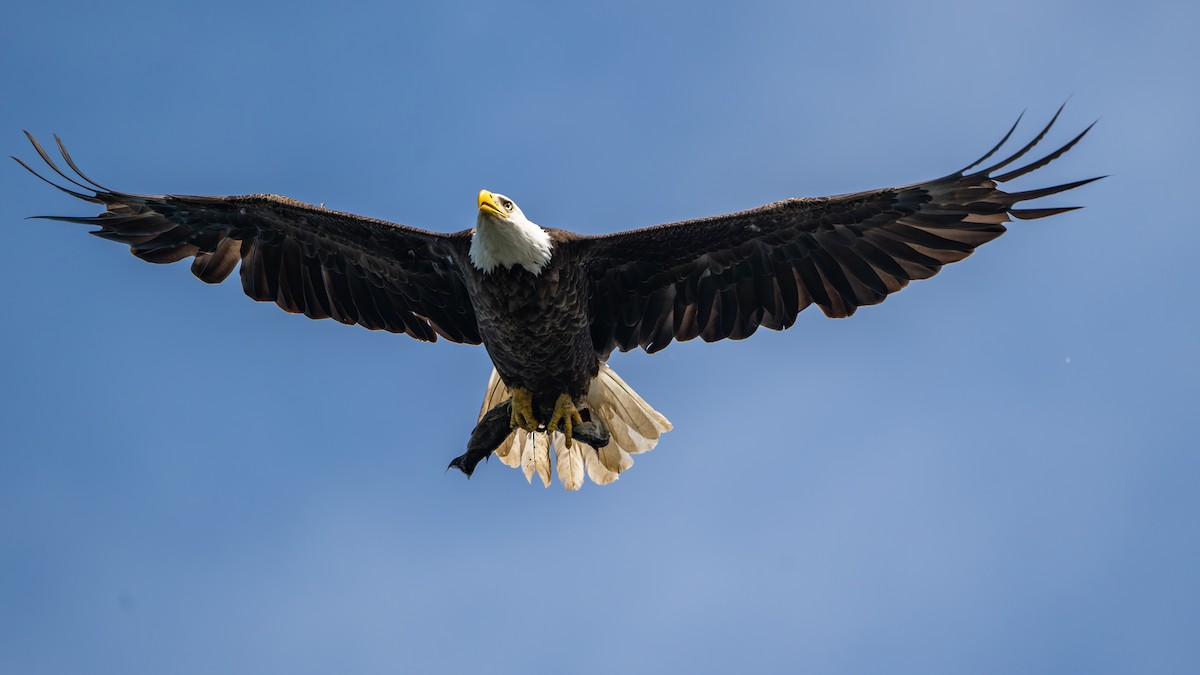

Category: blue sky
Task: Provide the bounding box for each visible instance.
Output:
[1,1,1196,673]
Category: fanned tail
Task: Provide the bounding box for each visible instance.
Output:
[479,364,672,490]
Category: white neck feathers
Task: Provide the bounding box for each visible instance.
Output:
[470,216,553,275]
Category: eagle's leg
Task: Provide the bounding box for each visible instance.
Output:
[547,392,584,447]
[510,388,538,432]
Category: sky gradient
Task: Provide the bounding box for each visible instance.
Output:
[1,1,1197,673]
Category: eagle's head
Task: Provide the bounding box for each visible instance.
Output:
[470,189,552,275]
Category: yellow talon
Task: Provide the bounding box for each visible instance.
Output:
[510,388,537,432]
[547,392,584,447]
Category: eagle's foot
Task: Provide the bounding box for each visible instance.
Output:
[547,392,584,447]
[509,388,537,432]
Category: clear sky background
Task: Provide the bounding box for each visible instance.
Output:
[1,1,1196,673]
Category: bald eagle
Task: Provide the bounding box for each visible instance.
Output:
[15,108,1098,490]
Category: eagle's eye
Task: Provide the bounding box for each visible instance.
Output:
[502,200,514,211]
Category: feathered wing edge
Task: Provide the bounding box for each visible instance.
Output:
[582,105,1103,357]
[479,365,672,490]
[14,132,482,343]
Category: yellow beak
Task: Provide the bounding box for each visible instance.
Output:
[478,189,504,217]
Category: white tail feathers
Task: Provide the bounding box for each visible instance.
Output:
[479,364,673,490]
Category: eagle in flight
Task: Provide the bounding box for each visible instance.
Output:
[16,107,1098,490]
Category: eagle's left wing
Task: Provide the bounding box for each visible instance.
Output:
[575,110,1100,357]
[15,133,481,343]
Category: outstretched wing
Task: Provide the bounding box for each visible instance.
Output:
[577,108,1101,357]
[15,133,481,344]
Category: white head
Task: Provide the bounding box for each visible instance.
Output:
[470,189,553,275]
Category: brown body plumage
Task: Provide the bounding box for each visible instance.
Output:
[463,232,598,413]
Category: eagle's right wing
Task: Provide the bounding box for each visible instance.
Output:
[16,133,481,344]
[575,108,1100,357]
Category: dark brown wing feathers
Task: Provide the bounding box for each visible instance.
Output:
[16,134,481,344]
[580,108,1101,357]
[18,111,1096,359]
